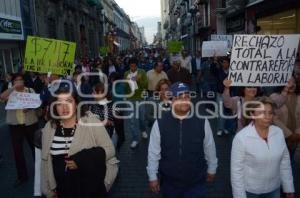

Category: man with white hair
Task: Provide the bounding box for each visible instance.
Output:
[167,55,192,85]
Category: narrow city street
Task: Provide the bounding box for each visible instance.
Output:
[1,0,300,197]
[0,102,233,198]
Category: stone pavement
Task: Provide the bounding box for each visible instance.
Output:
[0,96,232,198]
[110,118,233,198]
[1,99,299,198]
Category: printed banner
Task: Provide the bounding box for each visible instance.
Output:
[24,36,76,75]
[5,92,42,110]
[0,13,23,40]
[202,41,228,57]
[228,34,300,87]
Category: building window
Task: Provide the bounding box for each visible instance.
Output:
[48,18,57,38]
[70,24,75,41]
[88,29,95,57]
[64,22,69,41]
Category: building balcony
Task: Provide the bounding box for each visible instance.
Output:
[87,0,98,6]
[49,0,62,3]
[226,0,246,15]
[63,0,79,10]
[163,20,169,29]
[226,0,246,9]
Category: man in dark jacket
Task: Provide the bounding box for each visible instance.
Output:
[24,72,44,93]
[147,82,218,198]
[210,57,235,136]
[167,56,192,85]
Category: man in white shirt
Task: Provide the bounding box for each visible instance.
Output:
[180,49,192,74]
[147,82,218,197]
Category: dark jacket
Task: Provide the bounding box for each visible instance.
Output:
[191,57,202,74]
[24,76,44,94]
[157,111,207,187]
[210,63,229,94]
[167,67,192,85]
[72,147,108,198]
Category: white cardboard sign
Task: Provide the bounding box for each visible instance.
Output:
[5,91,42,110]
[211,34,233,49]
[228,34,300,87]
[202,41,228,57]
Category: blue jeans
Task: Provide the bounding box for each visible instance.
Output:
[161,181,206,198]
[216,93,225,131]
[138,101,147,133]
[246,188,280,198]
[124,100,145,142]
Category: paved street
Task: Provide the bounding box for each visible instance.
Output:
[0,100,234,198]
[110,117,233,198]
[0,101,299,198]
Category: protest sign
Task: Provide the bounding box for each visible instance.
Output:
[202,41,228,57]
[211,34,233,49]
[167,41,183,54]
[100,46,109,56]
[5,92,42,110]
[24,36,76,75]
[228,34,300,87]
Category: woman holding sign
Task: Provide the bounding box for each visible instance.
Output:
[222,79,293,133]
[231,97,294,198]
[0,73,38,187]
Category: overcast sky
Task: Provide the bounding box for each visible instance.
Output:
[115,0,161,43]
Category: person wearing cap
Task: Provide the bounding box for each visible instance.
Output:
[167,56,192,85]
[147,82,218,197]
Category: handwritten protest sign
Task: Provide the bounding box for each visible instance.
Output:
[5,92,42,110]
[24,36,76,75]
[211,34,233,49]
[167,41,183,54]
[228,34,300,87]
[100,46,109,56]
[202,41,228,57]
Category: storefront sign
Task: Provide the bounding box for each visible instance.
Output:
[0,14,23,40]
[202,41,228,57]
[5,91,41,110]
[24,36,76,75]
[228,34,300,87]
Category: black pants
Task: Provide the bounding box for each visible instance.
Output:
[115,117,125,150]
[9,123,37,180]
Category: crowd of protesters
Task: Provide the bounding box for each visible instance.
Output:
[0,47,299,198]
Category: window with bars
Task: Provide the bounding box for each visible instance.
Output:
[88,29,95,57]
[64,22,69,41]
[70,24,76,41]
[48,18,57,38]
